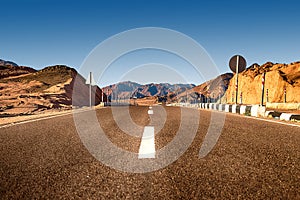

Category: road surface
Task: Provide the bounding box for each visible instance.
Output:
[0,106,299,199]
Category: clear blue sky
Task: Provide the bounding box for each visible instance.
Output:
[1,0,300,86]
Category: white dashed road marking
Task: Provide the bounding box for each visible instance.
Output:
[138,126,155,158]
[148,110,153,114]
[139,107,155,158]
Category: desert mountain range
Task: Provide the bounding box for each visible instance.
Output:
[103,62,299,104]
[0,58,299,116]
[102,81,194,101]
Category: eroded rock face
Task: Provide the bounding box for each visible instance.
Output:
[176,73,233,103]
[226,61,300,104]
[0,63,107,115]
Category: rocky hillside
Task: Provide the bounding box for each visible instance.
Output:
[0,61,106,115]
[176,73,233,103]
[0,59,36,79]
[0,59,18,67]
[225,61,300,104]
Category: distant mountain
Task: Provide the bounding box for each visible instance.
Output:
[102,81,194,101]
[132,83,195,98]
[102,81,142,100]
[0,63,107,115]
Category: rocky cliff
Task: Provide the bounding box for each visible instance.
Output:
[225,61,300,104]
[176,73,233,103]
[0,61,106,115]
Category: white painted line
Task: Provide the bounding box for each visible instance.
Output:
[0,112,73,129]
[0,107,104,129]
[244,114,300,128]
[149,106,152,109]
[138,126,155,158]
[148,110,153,115]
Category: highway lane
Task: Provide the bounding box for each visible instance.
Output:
[0,106,299,199]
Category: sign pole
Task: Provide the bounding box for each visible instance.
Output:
[111,89,113,105]
[200,92,202,103]
[106,89,108,105]
[229,55,246,104]
[261,72,265,106]
[240,92,243,104]
[218,88,221,103]
[89,72,92,108]
[284,87,287,103]
[186,89,188,106]
[235,55,239,104]
[176,85,178,103]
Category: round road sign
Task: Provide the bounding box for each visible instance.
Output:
[229,55,246,73]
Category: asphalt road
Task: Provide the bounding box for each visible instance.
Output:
[0,106,299,199]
